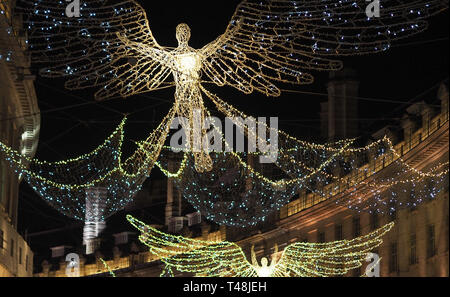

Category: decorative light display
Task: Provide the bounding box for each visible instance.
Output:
[1,0,447,226]
[335,161,449,215]
[14,0,448,172]
[153,92,448,226]
[0,108,176,220]
[127,215,394,277]
[1,98,446,226]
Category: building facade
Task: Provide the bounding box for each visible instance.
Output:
[0,0,40,277]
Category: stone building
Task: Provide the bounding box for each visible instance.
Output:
[0,0,40,276]
[274,83,449,277]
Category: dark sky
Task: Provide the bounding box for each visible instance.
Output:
[15,1,449,265]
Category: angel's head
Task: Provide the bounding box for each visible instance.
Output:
[176,23,191,46]
[260,257,268,267]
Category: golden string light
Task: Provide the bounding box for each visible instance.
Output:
[152,89,448,224]
[0,117,126,188]
[127,215,394,277]
[0,107,176,220]
[15,0,449,172]
[2,0,446,224]
[100,258,117,277]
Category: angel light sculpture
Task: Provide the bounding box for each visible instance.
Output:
[15,0,449,173]
[127,215,394,277]
[251,244,280,277]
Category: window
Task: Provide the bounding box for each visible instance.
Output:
[426,180,436,201]
[389,192,398,220]
[409,188,417,212]
[370,212,379,231]
[26,255,29,272]
[0,163,4,205]
[19,247,22,264]
[10,239,14,257]
[389,242,398,273]
[318,232,325,243]
[410,234,417,265]
[352,217,361,238]
[0,229,3,249]
[427,225,436,258]
[352,266,361,277]
[335,224,343,241]
[113,233,130,246]
[447,215,449,252]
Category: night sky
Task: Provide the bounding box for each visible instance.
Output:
[13,1,449,268]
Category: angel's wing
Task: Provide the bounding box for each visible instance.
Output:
[16,0,173,100]
[271,222,394,277]
[201,0,448,96]
[126,215,257,277]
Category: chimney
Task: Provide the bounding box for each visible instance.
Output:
[201,223,211,240]
[321,69,359,141]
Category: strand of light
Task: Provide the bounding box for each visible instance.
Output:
[100,258,117,277]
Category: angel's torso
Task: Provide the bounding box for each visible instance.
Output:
[172,49,203,83]
[170,48,205,121]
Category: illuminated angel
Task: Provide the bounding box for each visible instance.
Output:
[17,0,448,171]
[127,215,394,277]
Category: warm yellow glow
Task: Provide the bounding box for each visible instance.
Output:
[18,0,448,173]
[177,54,200,74]
[254,258,274,277]
[127,215,395,277]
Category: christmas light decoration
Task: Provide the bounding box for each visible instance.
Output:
[155,115,365,226]
[100,258,117,277]
[0,108,176,220]
[14,0,449,172]
[127,215,394,277]
[152,92,448,226]
[4,94,438,227]
[0,117,126,189]
[1,0,447,226]
[335,161,449,215]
